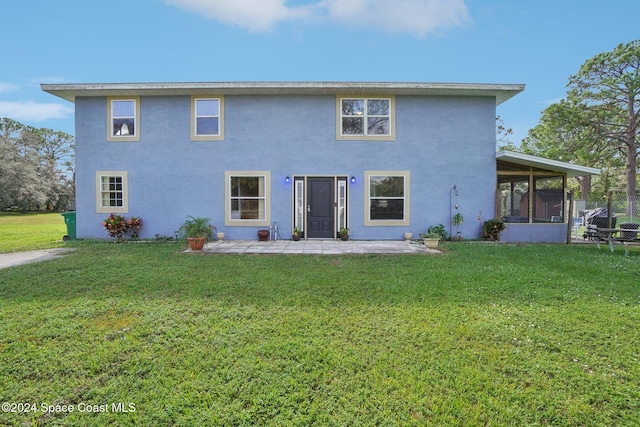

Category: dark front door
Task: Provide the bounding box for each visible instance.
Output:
[307,177,334,238]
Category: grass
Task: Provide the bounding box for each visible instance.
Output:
[0,212,66,253]
[0,240,639,426]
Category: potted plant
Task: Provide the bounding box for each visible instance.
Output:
[482,218,506,242]
[420,224,448,249]
[178,216,214,251]
[420,230,442,249]
[292,226,301,241]
[339,227,349,241]
[452,212,464,241]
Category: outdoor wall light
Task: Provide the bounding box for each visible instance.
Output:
[285,176,290,183]
[350,176,356,183]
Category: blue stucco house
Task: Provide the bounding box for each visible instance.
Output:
[42,81,555,241]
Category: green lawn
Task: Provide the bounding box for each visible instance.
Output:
[0,212,66,253]
[1,241,639,425]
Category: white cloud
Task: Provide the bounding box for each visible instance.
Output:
[317,0,470,37]
[163,0,470,36]
[0,101,73,122]
[164,0,312,32]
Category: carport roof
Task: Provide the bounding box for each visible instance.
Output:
[497,150,600,178]
[42,81,525,105]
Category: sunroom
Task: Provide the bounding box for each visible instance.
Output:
[495,151,600,243]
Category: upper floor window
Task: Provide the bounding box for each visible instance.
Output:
[96,171,128,213]
[337,96,395,141]
[107,97,140,142]
[191,96,224,141]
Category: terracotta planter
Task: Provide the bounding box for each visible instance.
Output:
[258,230,269,241]
[187,237,207,251]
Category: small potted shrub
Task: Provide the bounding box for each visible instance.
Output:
[482,218,506,241]
[420,230,442,249]
[420,224,448,249]
[292,226,301,241]
[339,227,349,241]
[178,216,214,251]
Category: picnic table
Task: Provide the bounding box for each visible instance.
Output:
[595,228,640,256]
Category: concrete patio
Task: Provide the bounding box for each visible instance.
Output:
[198,240,439,255]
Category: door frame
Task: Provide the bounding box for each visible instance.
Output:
[293,175,349,240]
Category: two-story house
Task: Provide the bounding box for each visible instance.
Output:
[43,81,562,242]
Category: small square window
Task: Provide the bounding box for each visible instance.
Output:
[96,171,128,213]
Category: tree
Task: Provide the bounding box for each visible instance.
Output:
[496,116,516,151]
[520,100,621,201]
[0,118,74,211]
[30,127,75,210]
[567,40,640,215]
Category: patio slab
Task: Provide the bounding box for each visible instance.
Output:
[198,240,438,255]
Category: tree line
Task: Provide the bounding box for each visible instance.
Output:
[500,39,639,216]
[0,118,74,211]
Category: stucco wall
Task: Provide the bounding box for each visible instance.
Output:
[500,223,568,243]
[75,94,497,240]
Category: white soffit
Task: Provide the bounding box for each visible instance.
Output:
[497,150,600,177]
[42,82,525,105]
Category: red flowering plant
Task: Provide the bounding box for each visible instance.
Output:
[103,214,128,240]
[127,216,143,240]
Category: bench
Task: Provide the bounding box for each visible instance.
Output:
[595,228,640,256]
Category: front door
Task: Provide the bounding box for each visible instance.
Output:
[307,177,335,238]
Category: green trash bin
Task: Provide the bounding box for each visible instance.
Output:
[60,211,77,241]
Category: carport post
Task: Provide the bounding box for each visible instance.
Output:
[566,190,573,244]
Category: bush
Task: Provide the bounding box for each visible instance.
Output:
[482,219,506,241]
[103,214,143,240]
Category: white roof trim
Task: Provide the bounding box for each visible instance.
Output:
[41,81,525,105]
[497,150,600,177]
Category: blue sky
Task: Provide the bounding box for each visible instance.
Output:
[1,0,638,144]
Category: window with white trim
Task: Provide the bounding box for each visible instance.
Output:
[96,171,128,213]
[107,97,140,141]
[338,97,395,140]
[364,171,410,226]
[225,171,271,226]
[191,96,224,141]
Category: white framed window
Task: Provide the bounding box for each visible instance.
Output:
[96,171,128,213]
[107,97,140,141]
[191,96,224,141]
[337,178,348,231]
[294,178,305,234]
[364,171,410,226]
[225,171,271,226]
[337,96,395,141]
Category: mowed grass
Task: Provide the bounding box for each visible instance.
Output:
[1,241,639,425]
[0,212,66,253]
